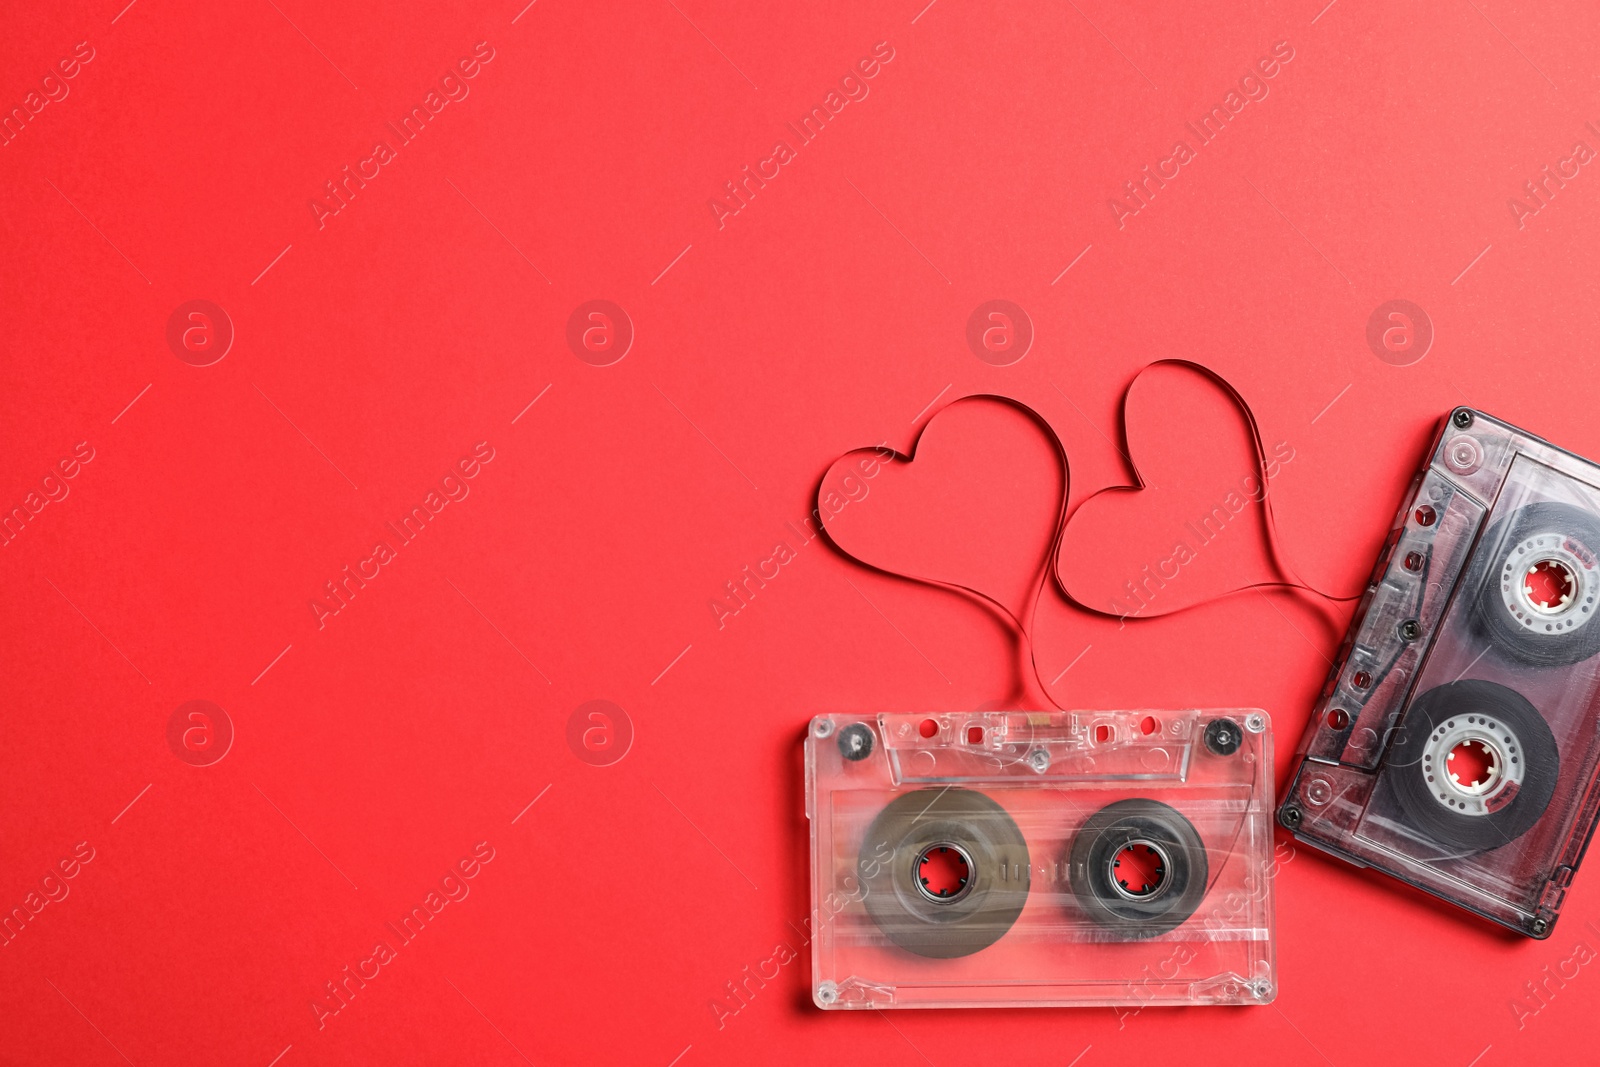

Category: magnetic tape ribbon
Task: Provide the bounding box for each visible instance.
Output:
[814,359,1365,712]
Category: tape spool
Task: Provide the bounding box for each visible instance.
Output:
[1471,502,1600,667]
[1067,799,1208,939]
[858,789,1030,959]
[1388,680,1558,853]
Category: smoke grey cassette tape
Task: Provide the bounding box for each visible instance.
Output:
[1281,408,1600,938]
[806,710,1277,1010]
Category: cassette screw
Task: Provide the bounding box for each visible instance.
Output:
[1027,749,1050,773]
[816,981,840,1005]
[1453,409,1474,429]
[1399,619,1422,641]
[1531,918,1550,937]
[1280,806,1303,829]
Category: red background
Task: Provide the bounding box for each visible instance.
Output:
[4,0,1600,1064]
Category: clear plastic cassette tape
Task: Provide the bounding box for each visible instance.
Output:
[1282,408,1600,937]
[805,709,1277,1009]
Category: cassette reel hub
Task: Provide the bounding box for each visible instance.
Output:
[1108,839,1171,901]
[915,843,974,903]
[1419,713,1524,816]
[1499,534,1593,634]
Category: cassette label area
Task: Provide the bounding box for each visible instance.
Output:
[805,709,1277,1010]
[1282,408,1600,938]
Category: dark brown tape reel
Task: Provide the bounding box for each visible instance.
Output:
[858,789,1031,959]
[1067,798,1209,939]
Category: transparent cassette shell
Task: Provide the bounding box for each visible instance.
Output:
[1282,408,1600,937]
[806,709,1277,1009]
